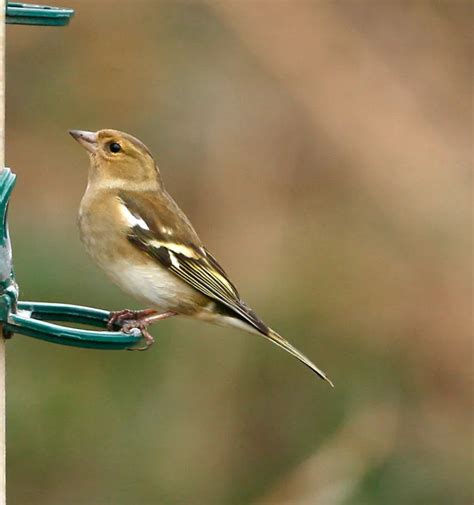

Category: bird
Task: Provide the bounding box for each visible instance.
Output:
[69,128,333,386]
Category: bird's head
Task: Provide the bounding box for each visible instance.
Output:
[69,129,161,188]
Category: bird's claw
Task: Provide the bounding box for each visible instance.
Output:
[121,320,155,351]
[107,309,155,330]
[108,309,175,351]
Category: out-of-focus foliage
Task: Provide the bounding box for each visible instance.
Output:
[5,1,471,504]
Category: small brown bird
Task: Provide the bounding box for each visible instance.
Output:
[70,129,333,385]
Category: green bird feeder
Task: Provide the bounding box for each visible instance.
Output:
[0,2,143,349]
[6,2,73,26]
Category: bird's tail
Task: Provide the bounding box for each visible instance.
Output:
[216,300,333,386]
[264,328,334,387]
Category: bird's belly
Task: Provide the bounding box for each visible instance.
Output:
[102,260,203,313]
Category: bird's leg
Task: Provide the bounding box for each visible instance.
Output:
[107,308,157,330]
[139,311,178,326]
[123,311,177,351]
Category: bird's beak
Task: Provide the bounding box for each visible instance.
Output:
[69,129,98,154]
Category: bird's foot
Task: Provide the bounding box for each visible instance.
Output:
[107,308,157,330]
[123,320,155,351]
[120,310,177,351]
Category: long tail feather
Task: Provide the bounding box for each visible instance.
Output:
[265,328,334,387]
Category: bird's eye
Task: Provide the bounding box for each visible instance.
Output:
[109,142,122,153]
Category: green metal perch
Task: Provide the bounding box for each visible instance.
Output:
[0,168,143,349]
[0,3,144,349]
[6,2,74,26]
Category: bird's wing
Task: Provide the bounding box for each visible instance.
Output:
[118,191,268,334]
[118,190,333,385]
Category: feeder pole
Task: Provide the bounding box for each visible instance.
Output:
[0,0,6,502]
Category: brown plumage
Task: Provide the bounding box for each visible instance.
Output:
[70,128,333,386]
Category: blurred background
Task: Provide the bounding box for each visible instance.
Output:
[4,1,472,504]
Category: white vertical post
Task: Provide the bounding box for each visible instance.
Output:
[0,0,6,503]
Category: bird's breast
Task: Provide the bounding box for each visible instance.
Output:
[78,190,208,314]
